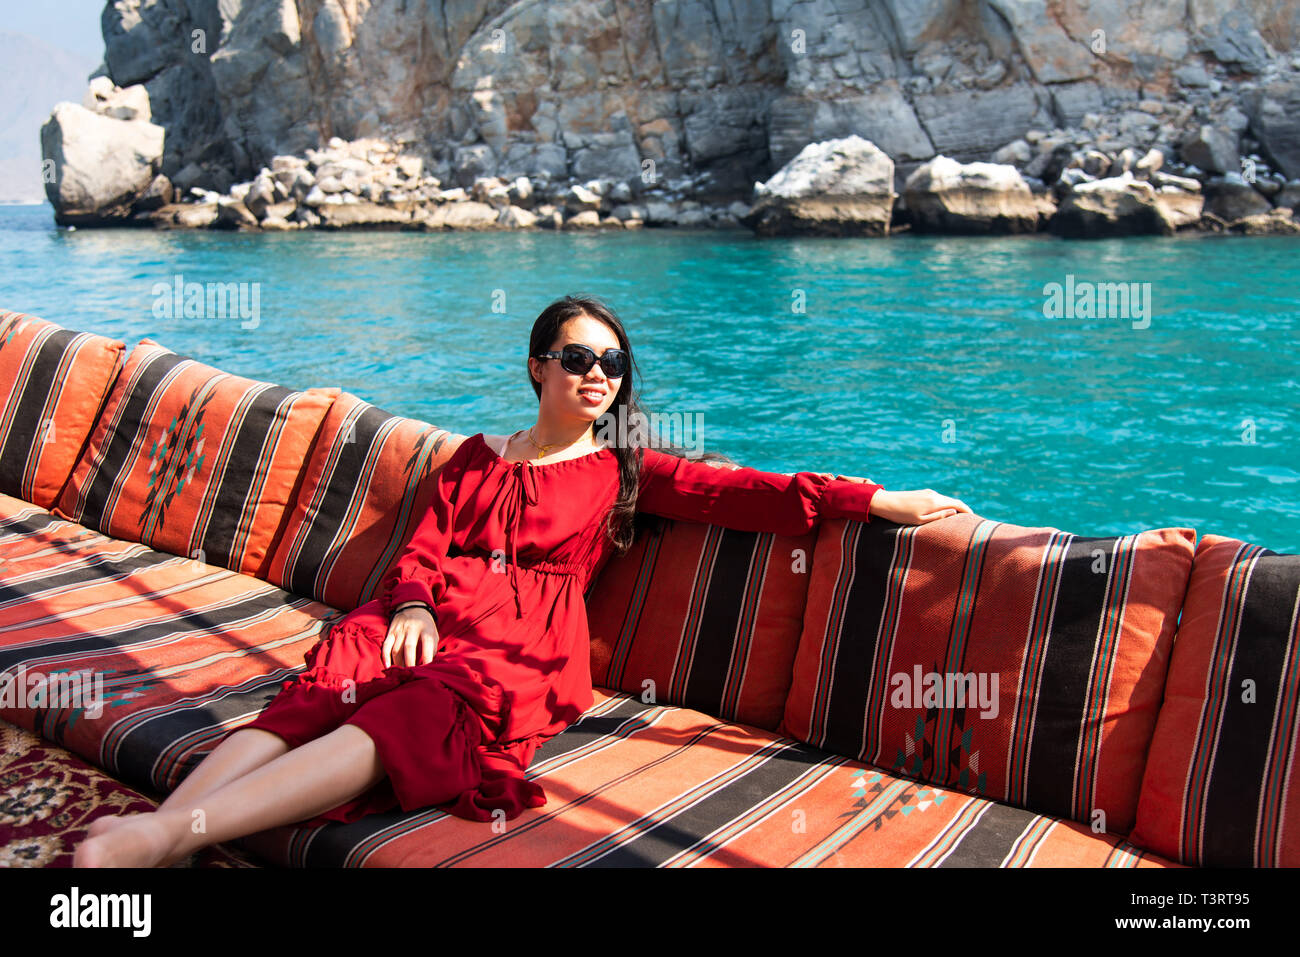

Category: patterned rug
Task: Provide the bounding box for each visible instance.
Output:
[0,719,262,868]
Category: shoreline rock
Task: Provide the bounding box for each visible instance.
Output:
[902,156,1043,234]
[41,99,165,226]
[42,84,1300,240]
[89,126,1300,240]
[741,136,896,237]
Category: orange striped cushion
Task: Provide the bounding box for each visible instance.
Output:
[782,514,1195,837]
[238,689,1180,868]
[264,391,467,610]
[0,493,337,787]
[587,518,817,733]
[50,338,336,578]
[0,310,124,509]
[0,493,1180,868]
[1130,535,1300,866]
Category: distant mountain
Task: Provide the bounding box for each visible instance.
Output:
[0,31,102,204]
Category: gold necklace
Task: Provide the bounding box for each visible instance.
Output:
[522,427,591,461]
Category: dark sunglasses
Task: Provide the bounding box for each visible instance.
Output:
[536,344,628,379]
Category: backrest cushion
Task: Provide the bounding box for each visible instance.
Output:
[1129,535,1300,866]
[781,514,1195,836]
[51,338,336,578]
[263,390,467,610]
[587,517,818,732]
[0,311,125,509]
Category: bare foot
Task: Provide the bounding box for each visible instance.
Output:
[73,812,188,868]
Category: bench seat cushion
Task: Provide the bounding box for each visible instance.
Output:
[587,516,818,734]
[0,493,335,782]
[783,513,1196,837]
[1130,535,1300,866]
[0,494,1181,868]
[0,311,125,509]
[50,338,337,578]
[236,687,1181,868]
[262,391,465,611]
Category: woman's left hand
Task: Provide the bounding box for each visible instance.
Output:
[813,472,879,485]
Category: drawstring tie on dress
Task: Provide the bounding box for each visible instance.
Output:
[505,461,540,618]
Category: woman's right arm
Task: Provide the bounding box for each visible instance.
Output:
[376,436,472,623]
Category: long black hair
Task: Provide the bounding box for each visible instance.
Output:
[526,295,737,556]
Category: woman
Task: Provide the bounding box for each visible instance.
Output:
[73,295,970,867]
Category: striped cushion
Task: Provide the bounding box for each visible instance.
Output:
[781,514,1195,836]
[237,688,1179,868]
[0,493,338,785]
[0,311,125,509]
[587,517,818,732]
[50,338,337,578]
[1130,535,1300,866]
[263,392,466,610]
[0,493,1180,868]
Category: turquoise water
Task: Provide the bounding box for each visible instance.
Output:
[1,202,1296,552]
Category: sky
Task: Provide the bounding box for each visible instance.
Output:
[5,0,106,61]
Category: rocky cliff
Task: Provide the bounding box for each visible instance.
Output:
[91,0,1299,201]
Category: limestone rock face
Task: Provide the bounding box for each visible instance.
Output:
[76,0,1300,201]
[903,156,1041,233]
[742,135,896,236]
[1180,125,1240,173]
[40,102,165,225]
[1243,76,1300,179]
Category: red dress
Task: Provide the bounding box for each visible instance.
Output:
[236,432,881,826]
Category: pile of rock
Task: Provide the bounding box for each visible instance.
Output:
[742,132,1296,238]
[743,68,1300,237]
[143,134,753,232]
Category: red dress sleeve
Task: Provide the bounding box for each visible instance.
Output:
[376,438,472,621]
[636,446,883,537]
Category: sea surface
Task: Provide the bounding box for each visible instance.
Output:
[2,202,1296,553]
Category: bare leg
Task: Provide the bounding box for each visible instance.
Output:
[74,723,387,868]
[157,728,290,812]
[85,727,291,842]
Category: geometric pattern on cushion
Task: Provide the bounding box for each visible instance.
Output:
[262,391,465,610]
[781,514,1196,837]
[0,718,260,867]
[234,689,1182,868]
[587,516,818,733]
[1130,535,1300,866]
[49,338,337,578]
[0,310,125,510]
[0,493,337,791]
[0,494,1182,868]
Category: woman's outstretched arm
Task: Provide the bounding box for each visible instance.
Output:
[635,445,884,536]
[636,446,971,533]
[830,474,972,524]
